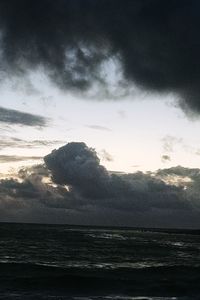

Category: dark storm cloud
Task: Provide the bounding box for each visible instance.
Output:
[44,142,111,199]
[44,142,189,212]
[0,107,47,127]
[0,1,200,112]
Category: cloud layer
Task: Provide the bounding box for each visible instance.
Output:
[0,136,64,150]
[0,1,200,113]
[0,107,47,127]
[0,142,200,228]
[0,155,42,163]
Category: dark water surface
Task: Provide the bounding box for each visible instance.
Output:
[0,223,200,299]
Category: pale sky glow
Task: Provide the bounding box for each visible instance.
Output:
[1,70,200,176]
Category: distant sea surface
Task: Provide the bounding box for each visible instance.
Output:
[0,223,200,299]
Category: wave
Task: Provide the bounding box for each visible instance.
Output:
[0,262,200,298]
[86,233,127,240]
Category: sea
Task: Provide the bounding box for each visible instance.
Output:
[0,223,200,299]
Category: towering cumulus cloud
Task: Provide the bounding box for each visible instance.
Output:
[44,142,111,199]
[0,1,200,112]
[44,142,188,213]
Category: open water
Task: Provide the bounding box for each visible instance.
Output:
[0,223,200,299]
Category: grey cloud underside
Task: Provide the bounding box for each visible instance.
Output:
[0,107,47,127]
[0,1,200,112]
[1,142,197,227]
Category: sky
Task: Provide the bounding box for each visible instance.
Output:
[1,0,200,228]
[2,74,200,175]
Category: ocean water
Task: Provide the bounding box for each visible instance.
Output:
[0,223,200,299]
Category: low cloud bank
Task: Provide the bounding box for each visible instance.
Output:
[0,142,200,228]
